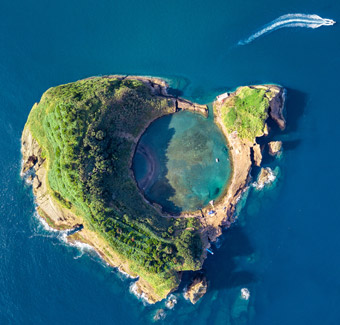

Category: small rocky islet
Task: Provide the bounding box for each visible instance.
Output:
[21,75,285,303]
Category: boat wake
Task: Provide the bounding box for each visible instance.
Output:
[238,13,335,45]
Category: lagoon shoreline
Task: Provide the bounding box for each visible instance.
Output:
[21,76,285,303]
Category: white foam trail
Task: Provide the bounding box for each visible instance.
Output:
[238,13,335,45]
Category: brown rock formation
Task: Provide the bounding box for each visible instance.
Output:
[184,274,208,304]
[252,144,262,166]
[21,78,285,304]
[268,87,286,130]
[200,85,285,244]
[255,167,275,189]
[268,141,282,156]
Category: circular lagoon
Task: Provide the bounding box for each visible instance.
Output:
[132,111,231,214]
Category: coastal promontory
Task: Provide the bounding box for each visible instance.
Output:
[21,76,285,303]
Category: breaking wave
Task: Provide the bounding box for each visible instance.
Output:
[129,282,151,305]
[238,13,335,45]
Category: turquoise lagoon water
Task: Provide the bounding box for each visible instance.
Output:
[1,0,340,324]
[133,111,230,214]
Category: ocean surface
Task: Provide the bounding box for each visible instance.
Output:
[1,0,340,324]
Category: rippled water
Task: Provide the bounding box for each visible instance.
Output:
[133,111,230,214]
[1,0,340,324]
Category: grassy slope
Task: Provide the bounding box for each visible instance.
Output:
[26,77,203,298]
[221,87,270,141]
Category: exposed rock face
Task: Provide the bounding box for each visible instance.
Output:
[22,126,156,302]
[21,127,79,228]
[165,294,177,309]
[204,84,285,242]
[21,126,41,174]
[252,144,262,166]
[176,98,208,117]
[153,309,166,321]
[255,167,275,189]
[184,274,208,304]
[22,155,37,173]
[268,141,282,156]
[268,87,286,130]
[21,78,285,304]
[32,176,41,189]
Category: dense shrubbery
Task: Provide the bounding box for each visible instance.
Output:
[222,87,270,140]
[26,77,203,296]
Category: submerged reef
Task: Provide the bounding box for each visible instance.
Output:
[21,76,285,303]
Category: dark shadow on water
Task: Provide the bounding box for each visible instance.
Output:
[284,88,308,134]
[282,139,302,151]
[133,115,183,215]
[255,88,308,169]
[204,226,256,291]
[167,88,183,98]
[177,88,309,296]
[177,225,256,293]
[257,87,308,142]
[177,225,257,292]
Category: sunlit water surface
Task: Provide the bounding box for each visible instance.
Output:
[133,111,231,214]
[1,0,340,324]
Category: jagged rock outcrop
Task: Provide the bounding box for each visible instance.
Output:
[21,78,286,305]
[252,144,262,166]
[33,176,41,189]
[184,274,208,304]
[268,141,282,156]
[268,87,286,130]
[255,167,275,189]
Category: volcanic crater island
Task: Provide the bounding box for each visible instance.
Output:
[21,76,285,304]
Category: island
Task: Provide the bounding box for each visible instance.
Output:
[21,76,285,303]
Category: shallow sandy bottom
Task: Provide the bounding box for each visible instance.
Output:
[133,111,231,214]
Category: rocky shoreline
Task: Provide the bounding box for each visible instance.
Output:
[198,85,286,245]
[21,76,285,304]
[21,75,209,304]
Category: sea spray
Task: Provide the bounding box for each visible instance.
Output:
[241,288,250,300]
[153,309,166,321]
[129,282,151,305]
[32,211,59,233]
[234,186,250,217]
[238,13,335,45]
[117,267,138,279]
[253,167,280,190]
[66,239,98,260]
[165,294,177,309]
[32,211,131,272]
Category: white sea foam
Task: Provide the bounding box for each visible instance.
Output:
[34,211,59,233]
[165,294,177,309]
[32,210,144,300]
[241,288,250,300]
[153,309,166,321]
[129,282,151,305]
[117,267,138,279]
[31,210,94,254]
[66,239,93,250]
[238,13,335,45]
[253,167,276,190]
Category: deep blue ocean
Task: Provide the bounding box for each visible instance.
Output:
[1,0,340,324]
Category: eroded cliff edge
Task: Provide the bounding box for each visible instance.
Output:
[21,76,285,304]
[198,85,285,243]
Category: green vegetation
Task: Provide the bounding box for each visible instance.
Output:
[26,77,203,298]
[221,86,270,140]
